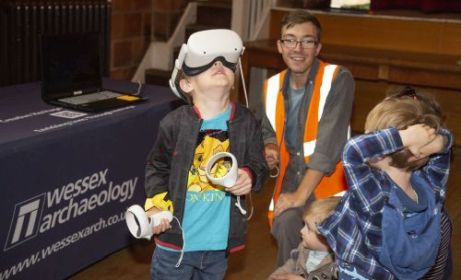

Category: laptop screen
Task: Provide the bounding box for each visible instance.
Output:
[41,32,103,100]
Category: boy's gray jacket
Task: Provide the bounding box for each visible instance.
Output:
[145,103,269,252]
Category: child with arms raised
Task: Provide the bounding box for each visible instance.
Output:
[319,88,453,279]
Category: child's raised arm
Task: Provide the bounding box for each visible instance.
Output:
[399,124,437,159]
[421,128,453,190]
[418,133,447,158]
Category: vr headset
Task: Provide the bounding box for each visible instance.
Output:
[169,29,245,101]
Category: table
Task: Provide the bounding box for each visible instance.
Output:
[0,80,179,279]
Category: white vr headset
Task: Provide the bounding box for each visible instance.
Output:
[169,29,245,101]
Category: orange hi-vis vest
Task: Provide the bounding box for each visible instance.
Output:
[265,61,348,226]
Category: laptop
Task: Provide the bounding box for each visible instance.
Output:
[40,32,146,112]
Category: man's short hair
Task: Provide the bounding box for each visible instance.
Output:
[365,87,444,171]
[280,10,322,42]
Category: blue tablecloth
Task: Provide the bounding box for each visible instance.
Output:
[0,80,179,279]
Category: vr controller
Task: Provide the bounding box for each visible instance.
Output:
[125,205,173,240]
[205,152,247,215]
[205,152,238,188]
[169,29,244,101]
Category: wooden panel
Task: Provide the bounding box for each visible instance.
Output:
[244,41,461,91]
[387,66,461,90]
[351,81,461,146]
[440,21,461,56]
[269,10,286,39]
[350,80,389,133]
[269,10,461,56]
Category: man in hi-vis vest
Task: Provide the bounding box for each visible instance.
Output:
[261,10,354,266]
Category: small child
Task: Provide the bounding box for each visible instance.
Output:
[318,88,453,280]
[143,29,268,280]
[269,196,340,280]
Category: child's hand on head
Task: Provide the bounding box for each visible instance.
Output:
[226,169,252,196]
[418,134,446,158]
[400,124,436,159]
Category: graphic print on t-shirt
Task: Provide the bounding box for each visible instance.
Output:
[187,132,230,192]
[182,106,232,252]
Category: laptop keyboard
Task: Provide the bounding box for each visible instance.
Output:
[58,91,123,105]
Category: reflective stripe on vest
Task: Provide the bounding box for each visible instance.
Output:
[303,64,337,157]
[266,74,281,131]
[266,65,337,157]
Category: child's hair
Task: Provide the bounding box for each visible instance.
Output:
[304,196,341,229]
[280,10,322,42]
[365,86,444,170]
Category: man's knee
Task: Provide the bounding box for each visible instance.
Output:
[271,208,303,238]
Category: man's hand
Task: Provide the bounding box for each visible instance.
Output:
[227,169,252,196]
[274,169,325,216]
[269,272,304,280]
[274,192,304,217]
[265,143,279,170]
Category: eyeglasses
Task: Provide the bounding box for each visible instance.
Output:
[280,38,318,49]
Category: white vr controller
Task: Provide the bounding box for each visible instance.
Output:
[125,205,173,240]
[205,152,246,215]
[126,151,246,240]
[205,152,238,188]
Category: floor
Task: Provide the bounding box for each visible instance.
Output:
[70,148,460,280]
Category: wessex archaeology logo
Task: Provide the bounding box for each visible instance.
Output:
[4,195,45,251]
[4,168,137,251]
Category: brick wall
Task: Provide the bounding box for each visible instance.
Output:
[110,0,152,80]
[152,0,187,41]
[110,0,188,80]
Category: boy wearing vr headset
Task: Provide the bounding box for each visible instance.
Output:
[262,10,355,266]
[144,29,268,279]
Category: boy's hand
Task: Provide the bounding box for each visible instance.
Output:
[227,169,252,196]
[269,272,304,280]
[146,207,171,235]
[265,143,279,170]
[400,124,436,158]
[418,134,446,158]
[152,218,172,235]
